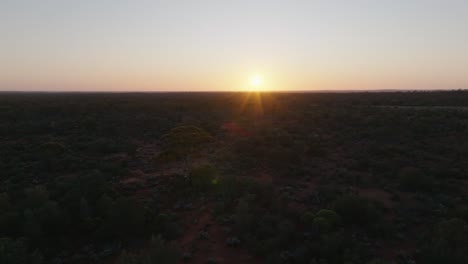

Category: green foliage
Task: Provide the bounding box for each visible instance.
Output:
[85,138,121,155]
[100,197,147,239]
[301,211,315,224]
[160,125,213,162]
[145,235,180,263]
[316,209,341,227]
[307,209,342,233]
[189,164,219,192]
[217,175,245,200]
[115,235,179,264]
[23,186,49,209]
[417,218,468,264]
[313,217,332,231]
[41,141,66,156]
[234,194,255,234]
[319,231,346,260]
[333,195,382,226]
[147,213,180,240]
[0,238,43,264]
[2,92,468,263]
[0,193,11,211]
[0,171,170,261]
[96,194,113,218]
[115,251,140,264]
[399,167,434,192]
[366,259,391,264]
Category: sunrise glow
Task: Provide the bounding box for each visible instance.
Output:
[248,74,264,91]
[1,1,467,91]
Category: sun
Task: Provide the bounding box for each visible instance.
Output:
[249,74,264,90]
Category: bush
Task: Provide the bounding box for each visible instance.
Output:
[313,217,332,231]
[189,164,219,192]
[301,211,315,224]
[399,167,434,192]
[115,235,179,264]
[0,238,43,264]
[41,142,66,157]
[333,195,382,226]
[234,195,254,234]
[307,210,341,233]
[107,197,146,239]
[417,218,468,264]
[216,175,246,203]
[150,213,181,240]
[315,209,341,227]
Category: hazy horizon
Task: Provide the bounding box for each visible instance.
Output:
[2,0,468,92]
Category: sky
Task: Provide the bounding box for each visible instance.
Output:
[1,0,467,91]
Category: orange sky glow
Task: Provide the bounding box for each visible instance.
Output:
[1,1,467,91]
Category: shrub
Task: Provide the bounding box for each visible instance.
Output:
[108,197,146,238]
[23,186,49,209]
[307,210,341,233]
[417,218,468,264]
[313,217,332,231]
[366,259,392,264]
[189,164,219,192]
[315,209,341,227]
[41,142,66,157]
[301,211,315,224]
[399,167,434,192]
[234,195,254,234]
[160,126,214,172]
[319,231,345,260]
[333,195,382,226]
[86,138,120,155]
[115,235,179,264]
[150,213,181,240]
[216,175,245,203]
[0,238,43,264]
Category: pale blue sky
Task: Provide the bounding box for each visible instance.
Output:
[1,0,467,91]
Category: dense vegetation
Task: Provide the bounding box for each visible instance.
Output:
[1,91,467,263]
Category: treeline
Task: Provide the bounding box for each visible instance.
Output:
[0,170,180,263]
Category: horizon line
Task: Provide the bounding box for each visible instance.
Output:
[0,88,467,94]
